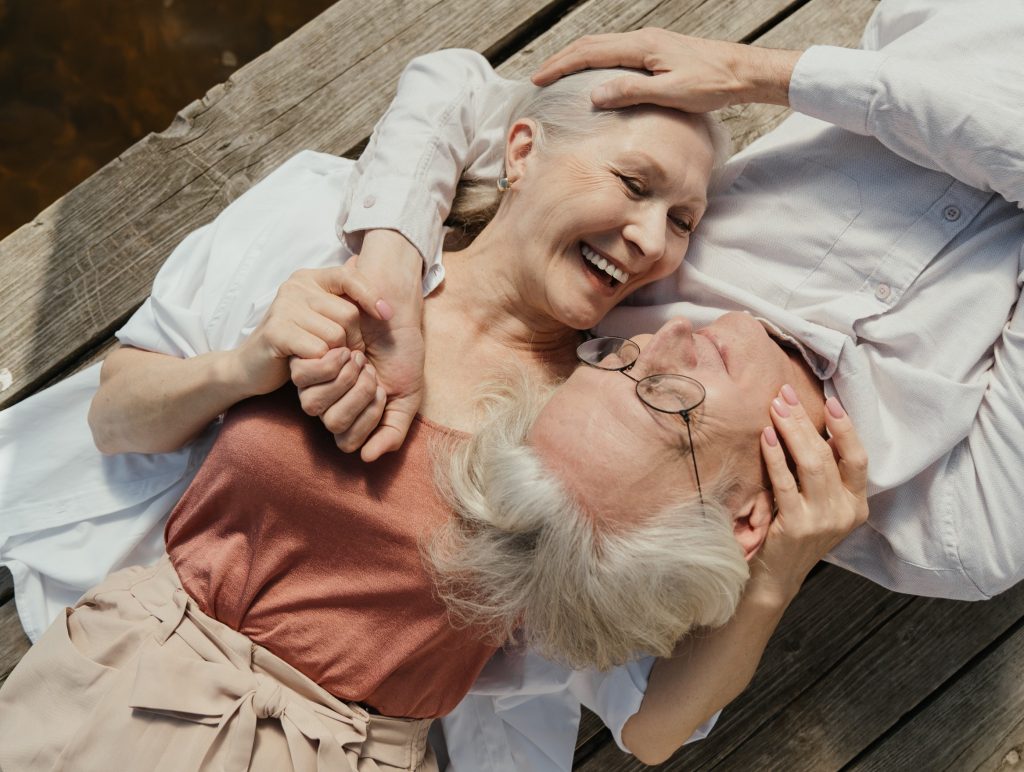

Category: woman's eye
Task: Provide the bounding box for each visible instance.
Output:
[617,174,645,197]
[669,215,693,234]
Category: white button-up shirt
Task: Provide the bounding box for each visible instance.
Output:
[2,1,1023,770]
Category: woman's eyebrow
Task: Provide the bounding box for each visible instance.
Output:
[621,151,708,207]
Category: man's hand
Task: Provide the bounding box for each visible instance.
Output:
[532,28,801,112]
[290,230,426,462]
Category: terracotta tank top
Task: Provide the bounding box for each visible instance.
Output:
[165,387,497,719]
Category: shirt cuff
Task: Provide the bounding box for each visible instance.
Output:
[789,45,887,136]
[599,658,654,753]
[339,173,443,266]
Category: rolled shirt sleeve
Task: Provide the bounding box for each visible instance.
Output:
[789,0,1024,205]
[337,49,517,271]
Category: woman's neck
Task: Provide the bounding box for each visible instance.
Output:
[432,233,581,366]
[417,239,580,431]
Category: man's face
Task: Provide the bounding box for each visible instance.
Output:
[528,313,801,525]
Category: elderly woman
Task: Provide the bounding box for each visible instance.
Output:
[0,64,766,770]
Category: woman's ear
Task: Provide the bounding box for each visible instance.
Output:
[733,489,773,561]
[504,118,538,186]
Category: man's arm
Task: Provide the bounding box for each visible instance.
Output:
[787,0,1024,206]
[338,49,515,263]
[620,392,868,764]
[315,50,517,459]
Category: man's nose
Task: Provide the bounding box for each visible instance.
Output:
[639,318,697,374]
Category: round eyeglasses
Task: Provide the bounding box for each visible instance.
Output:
[576,336,706,507]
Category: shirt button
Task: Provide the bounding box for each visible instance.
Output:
[943,205,961,222]
[875,283,891,301]
[362,195,376,208]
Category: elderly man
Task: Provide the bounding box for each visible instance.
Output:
[318,0,1024,767]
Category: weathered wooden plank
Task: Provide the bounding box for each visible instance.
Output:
[710,583,1024,771]
[573,566,910,770]
[0,0,571,411]
[0,567,12,606]
[973,716,1024,772]
[0,600,31,688]
[847,621,1024,772]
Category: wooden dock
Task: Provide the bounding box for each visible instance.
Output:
[2,0,1023,768]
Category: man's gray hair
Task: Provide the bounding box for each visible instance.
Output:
[446,68,733,243]
[426,375,749,671]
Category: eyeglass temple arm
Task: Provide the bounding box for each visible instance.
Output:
[681,413,705,508]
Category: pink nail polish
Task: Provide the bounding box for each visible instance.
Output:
[781,384,799,406]
[763,426,779,447]
[772,397,790,417]
[375,298,394,321]
[826,396,846,418]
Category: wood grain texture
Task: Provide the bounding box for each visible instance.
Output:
[0,601,31,688]
[848,621,1024,772]
[0,0,567,411]
[715,583,1024,772]
[0,567,12,606]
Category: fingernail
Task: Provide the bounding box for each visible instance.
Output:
[353,351,364,367]
[763,426,778,447]
[592,85,610,104]
[337,348,351,364]
[772,397,790,417]
[826,396,846,418]
[781,384,799,406]
[375,298,394,321]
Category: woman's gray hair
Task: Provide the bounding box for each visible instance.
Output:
[446,69,733,244]
[426,374,749,671]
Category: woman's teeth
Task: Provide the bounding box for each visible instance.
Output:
[581,243,630,285]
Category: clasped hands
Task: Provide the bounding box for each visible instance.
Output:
[233,230,424,462]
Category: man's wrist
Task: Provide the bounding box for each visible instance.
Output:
[357,229,425,319]
[738,46,803,106]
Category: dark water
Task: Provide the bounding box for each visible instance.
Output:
[0,0,337,239]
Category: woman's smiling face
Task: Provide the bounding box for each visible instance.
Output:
[498,106,716,331]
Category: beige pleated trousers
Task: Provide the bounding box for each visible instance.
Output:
[0,558,437,772]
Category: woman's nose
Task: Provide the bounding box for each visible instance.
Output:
[623,207,667,265]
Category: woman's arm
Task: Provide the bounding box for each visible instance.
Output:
[622,390,868,764]
[88,346,251,455]
[90,264,385,455]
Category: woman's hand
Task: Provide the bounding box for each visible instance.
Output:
[753,385,869,605]
[231,264,387,399]
[287,231,426,462]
